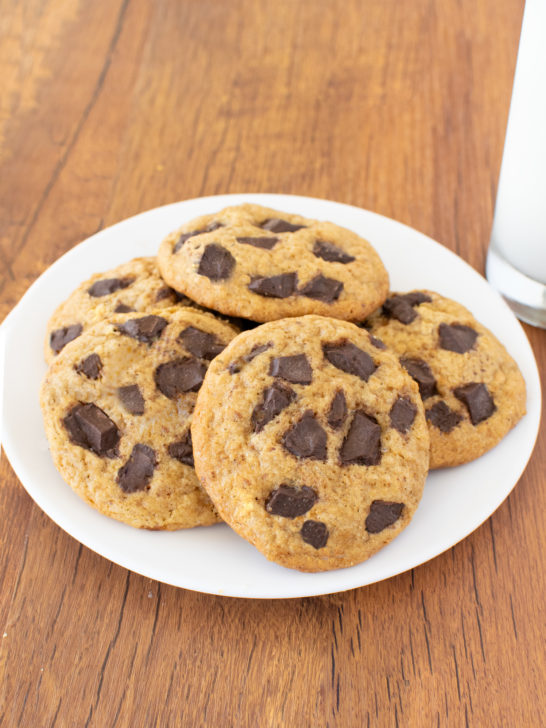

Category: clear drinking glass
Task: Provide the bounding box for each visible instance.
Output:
[486,0,546,328]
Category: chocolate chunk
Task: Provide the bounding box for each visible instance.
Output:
[400,358,437,399]
[251,383,296,432]
[229,342,273,374]
[246,342,272,361]
[248,272,298,298]
[167,431,194,466]
[114,303,135,313]
[369,335,387,350]
[425,401,463,432]
[50,324,83,354]
[260,218,305,233]
[382,292,432,324]
[116,444,156,493]
[299,274,343,303]
[282,411,327,461]
[88,277,134,298]
[340,411,381,466]
[313,240,355,264]
[365,500,404,533]
[178,326,225,360]
[327,390,347,429]
[323,341,376,381]
[75,353,102,380]
[269,354,312,384]
[173,222,224,253]
[403,292,432,306]
[117,315,167,344]
[154,358,207,398]
[236,236,278,250]
[117,385,145,416]
[155,286,176,301]
[300,520,329,549]
[197,244,235,281]
[63,403,120,457]
[454,382,496,425]
[389,397,417,434]
[265,485,318,518]
[439,323,478,354]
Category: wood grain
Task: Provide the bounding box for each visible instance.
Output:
[2,1,544,726]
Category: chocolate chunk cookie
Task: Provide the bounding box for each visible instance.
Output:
[191,315,429,572]
[40,307,238,529]
[365,290,526,468]
[44,257,198,363]
[157,204,389,323]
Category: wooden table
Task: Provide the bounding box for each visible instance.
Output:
[1,1,543,725]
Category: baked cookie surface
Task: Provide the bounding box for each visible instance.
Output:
[157,204,389,323]
[45,257,196,363]
[192,315,429,572]
[40,307,238,529]
[365,291,526,468]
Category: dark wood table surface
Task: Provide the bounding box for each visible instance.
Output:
[1,1,544,725]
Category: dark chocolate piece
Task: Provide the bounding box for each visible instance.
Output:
[246,342,273,361]
[248,272,298,298]
[382,292,432,324]
[117,315,167,344]
[323,341,376,381]
[75,353,102,380]
[116,444,156,493]
[438,323,478,354]
[265,485,318,518]
[236,236,278,250]
[425,401,463,432]
[365,500,404,533]
[400,357,437,399]
[228,342,273,374]
[167,431,194,467]
[260,218,305,233]
[282,411,327,461]
[300,520,329,549]
[251,383,296,433]
[389,397,417,434]
[369,335,386,350]
[155,286,176,301]
[63,403,120,457]
[50,324,83,354]
[313,240,355,264]
[154,357,207,398]
[117,385,145,416]
[173,222,223,253]
[454,382,496,425]
[269,354,312,384]
[299,274,343,303]
[340,411,381,466]
[88,277,134,298]
[327,390,347,429]
[178,326,225,360]
[114,303,135,313]
[197,244,235,281]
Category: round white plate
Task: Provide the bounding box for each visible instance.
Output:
[1,194,541,598]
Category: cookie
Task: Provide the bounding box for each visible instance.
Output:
[157,203,389,323]
[365,291,526,468]
[40,307,238,529]
[45,257,197,363]
[191,315,429,572]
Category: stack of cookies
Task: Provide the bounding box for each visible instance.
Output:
[40,204,526,572]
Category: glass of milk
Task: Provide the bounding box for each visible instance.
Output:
[486,0,546,328]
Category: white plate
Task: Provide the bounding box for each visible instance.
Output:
[1,194,541,598]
